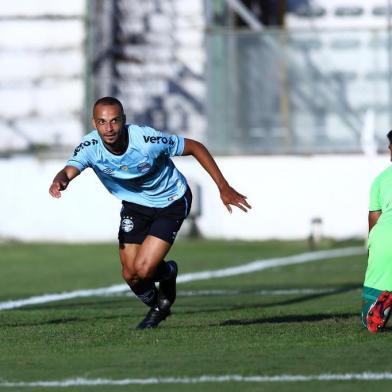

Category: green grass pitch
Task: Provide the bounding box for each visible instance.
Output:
[0,239,391,392]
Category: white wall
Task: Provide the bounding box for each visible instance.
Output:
[0,154,387,242]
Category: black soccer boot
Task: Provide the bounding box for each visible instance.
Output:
[158,260,178,311]
[136,307,171,329]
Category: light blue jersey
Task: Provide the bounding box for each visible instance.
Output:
[66,124,188,207]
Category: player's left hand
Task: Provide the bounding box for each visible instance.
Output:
[219,184,251,213]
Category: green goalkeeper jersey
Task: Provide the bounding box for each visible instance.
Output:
[365,165,392,290]
[369,165,392,224]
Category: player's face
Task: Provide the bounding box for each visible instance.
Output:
[92,103,126,146]
[389,143,392,161]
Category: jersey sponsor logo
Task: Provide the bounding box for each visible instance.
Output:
[73,139,98,157]
[137,162,151,173]
[120,165,129,171]
[121,216,134,232]
[143,136,175,146]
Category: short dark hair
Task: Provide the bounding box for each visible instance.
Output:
[387,130,392,144]
[93,96,124,113]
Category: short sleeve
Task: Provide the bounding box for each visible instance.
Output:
[166,133,184,156]
[66,140,93,172]
[139,126,185,157]
[369,176,381,212]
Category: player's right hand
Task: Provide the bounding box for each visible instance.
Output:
[49,181,68,198]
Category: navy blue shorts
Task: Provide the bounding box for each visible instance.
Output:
[118,187,192,245]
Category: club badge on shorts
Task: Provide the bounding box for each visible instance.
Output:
[121,216,134,232]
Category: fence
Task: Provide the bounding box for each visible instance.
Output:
[206,28,392,154]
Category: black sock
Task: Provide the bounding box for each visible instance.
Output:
[151,260,176,283]
[130,280,158,308]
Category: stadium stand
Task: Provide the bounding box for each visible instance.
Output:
[1,0,391,155]
[204,0,392,154]
[91,0,206,142]
[283,1,391,152]
[0,0,86,155]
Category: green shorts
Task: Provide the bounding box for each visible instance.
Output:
[361,286,382,328]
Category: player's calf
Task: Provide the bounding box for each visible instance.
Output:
[129,280,158,308]
[158,260,178,310]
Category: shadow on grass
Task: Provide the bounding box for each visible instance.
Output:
[177,283,362,315]
[216,284,364,327]
[220,314,392,333]
[220,312,357,326]
[16,296,132,312]
[0,313,133,328]
[259,283,361,309]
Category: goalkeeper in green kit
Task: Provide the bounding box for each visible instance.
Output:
[362,130,392,332]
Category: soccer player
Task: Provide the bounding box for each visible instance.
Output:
[362,130,392,333]
[49,96,251,329]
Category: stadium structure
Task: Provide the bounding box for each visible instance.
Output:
[1,0,391,241]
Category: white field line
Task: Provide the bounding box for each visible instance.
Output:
[0,246,365,311]
[1,372,392,387]
[177,288,339,297]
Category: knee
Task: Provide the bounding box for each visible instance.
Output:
[134,258,155,280]
[121,261,153,283]
[121,265,139,285]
